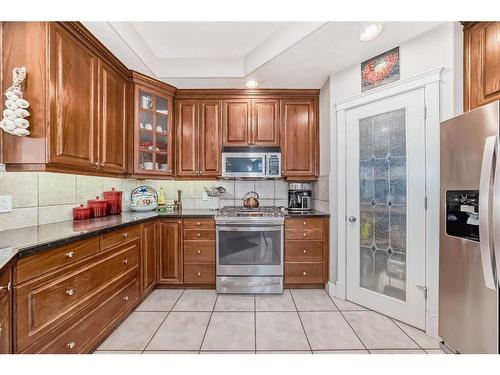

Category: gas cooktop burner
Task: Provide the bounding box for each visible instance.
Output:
[217,206,284,217]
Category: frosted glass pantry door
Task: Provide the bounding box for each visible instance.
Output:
[345,89,426,329]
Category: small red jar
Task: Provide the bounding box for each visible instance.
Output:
[103,188,123,215]
[87,196,107,218]
[73,204,91,221]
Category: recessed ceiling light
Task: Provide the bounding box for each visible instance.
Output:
[360,23,384,41]
[245,80,258,89]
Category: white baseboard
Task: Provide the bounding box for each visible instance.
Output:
[426,312,440,340]
[325,281,336,297]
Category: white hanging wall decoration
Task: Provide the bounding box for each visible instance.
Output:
[0,67,30,136]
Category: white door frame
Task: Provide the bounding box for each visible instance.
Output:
[331,67,442,338]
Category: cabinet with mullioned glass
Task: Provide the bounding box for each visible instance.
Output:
[130,71,176,178]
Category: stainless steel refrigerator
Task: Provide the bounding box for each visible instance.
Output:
[440,100,500,354]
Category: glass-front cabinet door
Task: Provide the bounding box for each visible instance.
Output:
[134,85,173,175]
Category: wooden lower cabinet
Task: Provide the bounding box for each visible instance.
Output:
[157,220,183,284]
[284,217,329,286]
[0,264,13,354]
[141,221,157,295]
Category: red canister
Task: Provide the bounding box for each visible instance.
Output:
[103,188,123,215]
[73,204,91,221]
[87,196,107,218]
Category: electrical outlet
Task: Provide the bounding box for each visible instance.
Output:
[202,192,209,201]
[0,195,13,213]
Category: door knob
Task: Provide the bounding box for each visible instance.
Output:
[348,216,357,222]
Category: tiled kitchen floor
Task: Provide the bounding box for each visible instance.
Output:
[95,289,445,354]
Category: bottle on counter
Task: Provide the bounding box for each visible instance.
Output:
[157,187,167,212]
[176,190,182,212]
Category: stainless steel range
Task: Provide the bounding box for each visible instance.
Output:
[215,206,284,294]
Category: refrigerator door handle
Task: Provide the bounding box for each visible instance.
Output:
[492,137,500,289]
[479,135,497,290]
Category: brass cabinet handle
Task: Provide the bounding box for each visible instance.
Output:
[197,250,201,254]
[122,232,128,238]
[123,259,128,264]
[196,222,201,226]
[303,221,307,226]
[123,296,129,301]
[67,342,76,349]
[196,233,201,237]
[302,271,307,276]
[302,249,307,254]
[66,289,74,296]
[197,272,201,276]
[65,251,75,258]
[0,282,11,292]
[303,232,307,237]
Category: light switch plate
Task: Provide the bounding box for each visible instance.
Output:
[202,192,208,201]
[0,195,13,213]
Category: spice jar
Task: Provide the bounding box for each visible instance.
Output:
[73,204,91,221]
[87,196,107,218]
[103,187,123,215]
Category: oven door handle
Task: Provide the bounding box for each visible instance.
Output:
[217,226,283,232]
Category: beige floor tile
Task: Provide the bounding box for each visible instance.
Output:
[202,312,255,351]
[172,290,217,311]
[425,349,447,354]
[146,312,211,350]
[98,312,167,351]
[256,312,309,351]
[135,289,184,312]
[392,319,441,349]
[257,351,312,354]
[143,351,199,354]
[313,350,369,354]
[200,351,255,354]
[291,289,338,311]
[300,312,364,350]
[329,296,368,311]
[370,349,426,354]
[94,351,142,354]
[214,294,255,311]
[343,311,419,350]
[255,290,296,311]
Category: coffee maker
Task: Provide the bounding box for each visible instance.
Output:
[288,183,312,211]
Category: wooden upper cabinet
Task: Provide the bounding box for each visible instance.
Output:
[176,100,198,177]
[252,99,279,146]
[157,220,183,284]
[198,101,222,176]
[223,100,251,146]
[49,23,99,170]
[176,99,222,177]
[99,62,127,173]
[464,22,500,111]
[280,99,318,179]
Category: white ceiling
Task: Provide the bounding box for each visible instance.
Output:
[83,21,443,89]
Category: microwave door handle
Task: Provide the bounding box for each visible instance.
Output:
[263,155,267,176]
[479,135,497,290]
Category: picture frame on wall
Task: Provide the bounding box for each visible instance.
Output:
[361,47,400,91]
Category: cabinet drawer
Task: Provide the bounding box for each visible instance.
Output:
[285,241,323,262]
[183,229,215,241]
[183,218,215,230]
[15,240,139,352]
[184,263,215,284]
[38,276,140,354]
[285,229,323,241]
[285,262,324,284]
[184,241,215,263]
[285,218,324,229]
[16,237,100,284]
[100,224,141,250]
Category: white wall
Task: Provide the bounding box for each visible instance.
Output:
[328,22,463,334]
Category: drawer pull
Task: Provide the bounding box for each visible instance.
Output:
[302,249,307,254]
[197,272,201,276]
[123,259,128,265]
[67,342,76,350]
[302,271,307,276]
[197,222,201,226]
[303,232,307,237]
[65,251,75,258]
[303,221,307,226]
[66,289,74,296]
[0,282,11,292]
[122,233,128,238]
[197,250,201,254]
[196,233,201,237]
[123,296,129,301]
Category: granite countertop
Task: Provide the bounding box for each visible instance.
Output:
[0,208,329,269]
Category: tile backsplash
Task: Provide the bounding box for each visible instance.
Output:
[0,172,290,231]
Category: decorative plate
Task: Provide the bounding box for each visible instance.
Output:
[130,185,158,211]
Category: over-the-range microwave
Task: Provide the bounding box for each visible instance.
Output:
[221,147,281,179]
